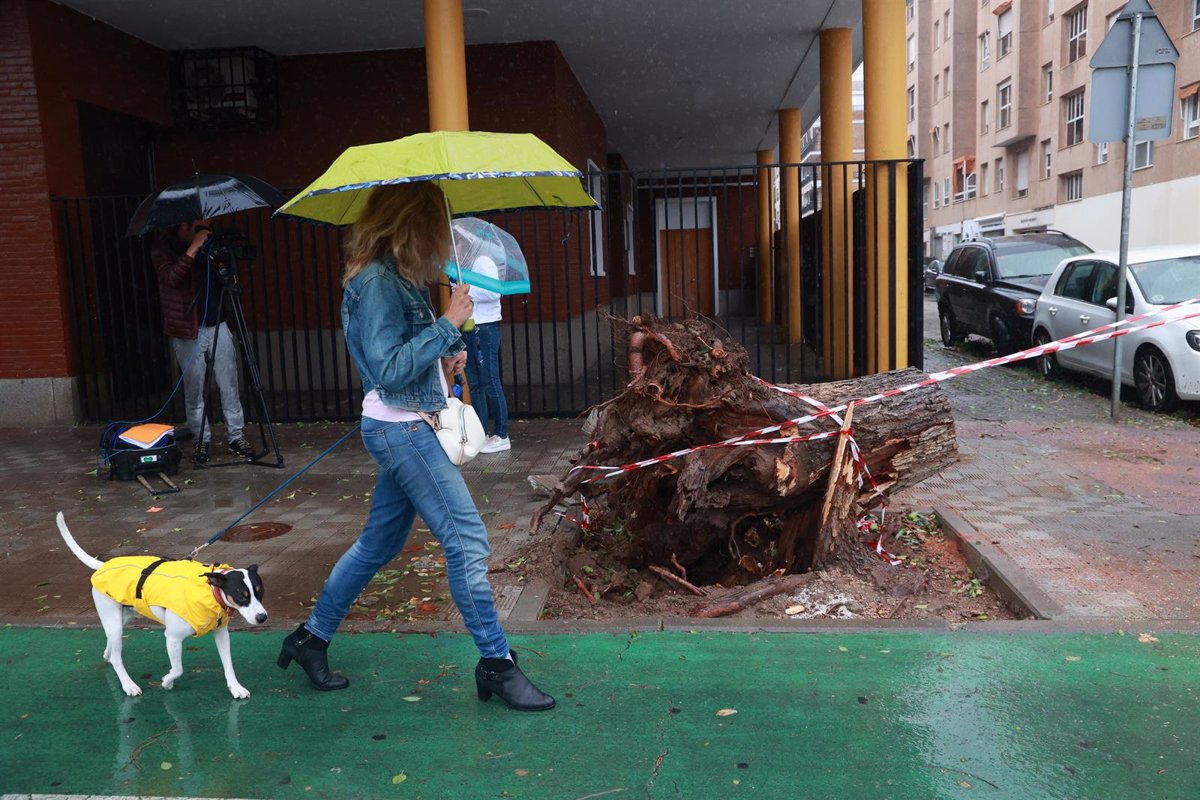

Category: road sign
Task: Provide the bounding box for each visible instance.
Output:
[1090,0,1178,68]
[1088,0,1179,144]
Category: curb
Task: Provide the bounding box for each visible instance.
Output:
[936,506,1065,620]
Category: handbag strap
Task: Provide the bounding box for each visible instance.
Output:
[415,410,440,431]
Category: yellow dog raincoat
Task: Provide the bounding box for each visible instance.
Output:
[91,557,233,636]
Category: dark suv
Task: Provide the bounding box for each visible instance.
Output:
[935,232,1091,354]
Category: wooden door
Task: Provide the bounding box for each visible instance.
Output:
[660,228,714,318]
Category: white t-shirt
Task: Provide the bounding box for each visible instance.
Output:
[466,255,502,324]
[362,367,450,422]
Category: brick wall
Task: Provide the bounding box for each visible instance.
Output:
[0,0,67,379]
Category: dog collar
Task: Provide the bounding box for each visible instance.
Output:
[211,568,235,614]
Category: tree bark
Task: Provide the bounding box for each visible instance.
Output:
[533,316,957,586]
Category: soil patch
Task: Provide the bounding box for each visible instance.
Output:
[496,510,1020,623]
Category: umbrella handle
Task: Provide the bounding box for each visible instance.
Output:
[444,195,474,332]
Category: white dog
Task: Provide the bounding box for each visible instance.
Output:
[56,512,267,698]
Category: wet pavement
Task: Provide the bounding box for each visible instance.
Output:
[3,303,1200,797]
[3,626,1198,799]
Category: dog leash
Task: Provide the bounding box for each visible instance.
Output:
[185,424,362,560]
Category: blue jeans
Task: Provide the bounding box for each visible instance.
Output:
[463,322,509,438]
[305,417,509,658]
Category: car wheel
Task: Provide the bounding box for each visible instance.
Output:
[1134,347,1178,412]
[939,305,961,347]
[1031,328,1058,379]
[989,316,1018,356]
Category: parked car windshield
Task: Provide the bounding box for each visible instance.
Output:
[995,241,1090,279]
[1130,256,1200,305]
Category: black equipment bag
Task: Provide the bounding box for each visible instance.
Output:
[101,427,182,481]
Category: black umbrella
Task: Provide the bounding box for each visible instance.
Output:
[126,173,286,236]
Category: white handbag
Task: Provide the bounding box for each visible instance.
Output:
[417,397,486,466]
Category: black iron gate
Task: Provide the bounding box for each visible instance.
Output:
[55,159,923,424]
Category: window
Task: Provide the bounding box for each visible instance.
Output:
[907,136,916,158]
[998,8,1014,57]
[1057,261,1097,301]
[1105,10,1119,31]
[1096,142,1109,164]
[996,157,1005,192]
[1066,5,1088,64]
[932,126,941,151]
[944,10,951,38]
[981,100,990,133]
[944,123,951,154]
[1041,139,1052,179]
[587,160,605,276]
[980,162,990,196]
[1134,140,1154,170]
[1043,64,1054,103]
[998,79,1012,129]
[933,180,941,209]
[907,35,916,72]
[1062,170,1083,202]
[1015,150,1029,197]
[1193,0,1200,32]
[907,0,915,21]
[943,67,951,98]
[980,33,991,70]
[943,177,951,203]
[934,74,941,99]
[934,20,941,46]
[1047,0,1056,22]
[1064,91,1085,146]
[1182,91,1200,140]
[907,87,916,122]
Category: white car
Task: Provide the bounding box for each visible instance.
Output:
[1031,245,1200,411]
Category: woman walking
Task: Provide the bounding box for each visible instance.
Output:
[278,182,553,711]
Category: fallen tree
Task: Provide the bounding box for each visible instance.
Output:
[533,315,958,601]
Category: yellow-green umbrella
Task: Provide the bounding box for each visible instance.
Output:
[275,130,597,225]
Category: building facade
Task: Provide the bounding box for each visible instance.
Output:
[908,0,1200,256]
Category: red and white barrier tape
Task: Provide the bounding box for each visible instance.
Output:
[569,301,1200,484]
[555,300,1200,562]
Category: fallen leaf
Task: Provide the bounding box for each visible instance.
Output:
[498,523,516,530]
[392,773,408,784]
[838,646,849,652]
[1065,655,1082,662]
[1138,633,1159,643]
[402,695,422,702]
[146,507,163,513]
[784,604,806,615]
[160,761,173,770]
[514,768,529,776]
[957,779,972,788]
[716,708,738,717]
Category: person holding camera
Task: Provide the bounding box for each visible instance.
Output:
[277,182,554,711]
[150,219,254,463]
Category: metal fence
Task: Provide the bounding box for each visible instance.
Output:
[54,159,923,424]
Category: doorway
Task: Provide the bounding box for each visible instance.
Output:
[655,197,718,318]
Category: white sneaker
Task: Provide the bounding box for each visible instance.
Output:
[479,435,511,454]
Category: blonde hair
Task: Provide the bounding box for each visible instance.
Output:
[343,182,450,286]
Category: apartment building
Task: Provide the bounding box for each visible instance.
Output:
[908,0,1200,256]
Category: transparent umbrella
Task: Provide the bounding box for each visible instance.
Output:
[449,217,530,295]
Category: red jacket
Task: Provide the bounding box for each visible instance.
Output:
[150,238,199,340]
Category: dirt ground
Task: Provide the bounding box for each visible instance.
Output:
[496,509,1020,623]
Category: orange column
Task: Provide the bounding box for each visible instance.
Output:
[779,108,802,344]
[820,28,854,378]
[863,0,909,372]
[756,148,774,325]
[424,0,469,313]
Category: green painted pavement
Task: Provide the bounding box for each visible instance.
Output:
[1,628,1197,799]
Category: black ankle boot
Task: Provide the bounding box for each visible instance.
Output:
[278,624,349,691]
[475,652,555,711]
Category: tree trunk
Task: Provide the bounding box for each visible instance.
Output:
[533,316,957,586]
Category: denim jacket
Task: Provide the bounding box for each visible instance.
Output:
[342,258,464,412]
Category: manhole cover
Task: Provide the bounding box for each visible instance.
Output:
[223,522,292,542]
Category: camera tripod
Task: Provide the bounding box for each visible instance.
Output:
[191,254,284,470]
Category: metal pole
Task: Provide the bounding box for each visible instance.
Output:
[1110,12,1142,420]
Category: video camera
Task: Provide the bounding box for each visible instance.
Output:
[196,228,257,287]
